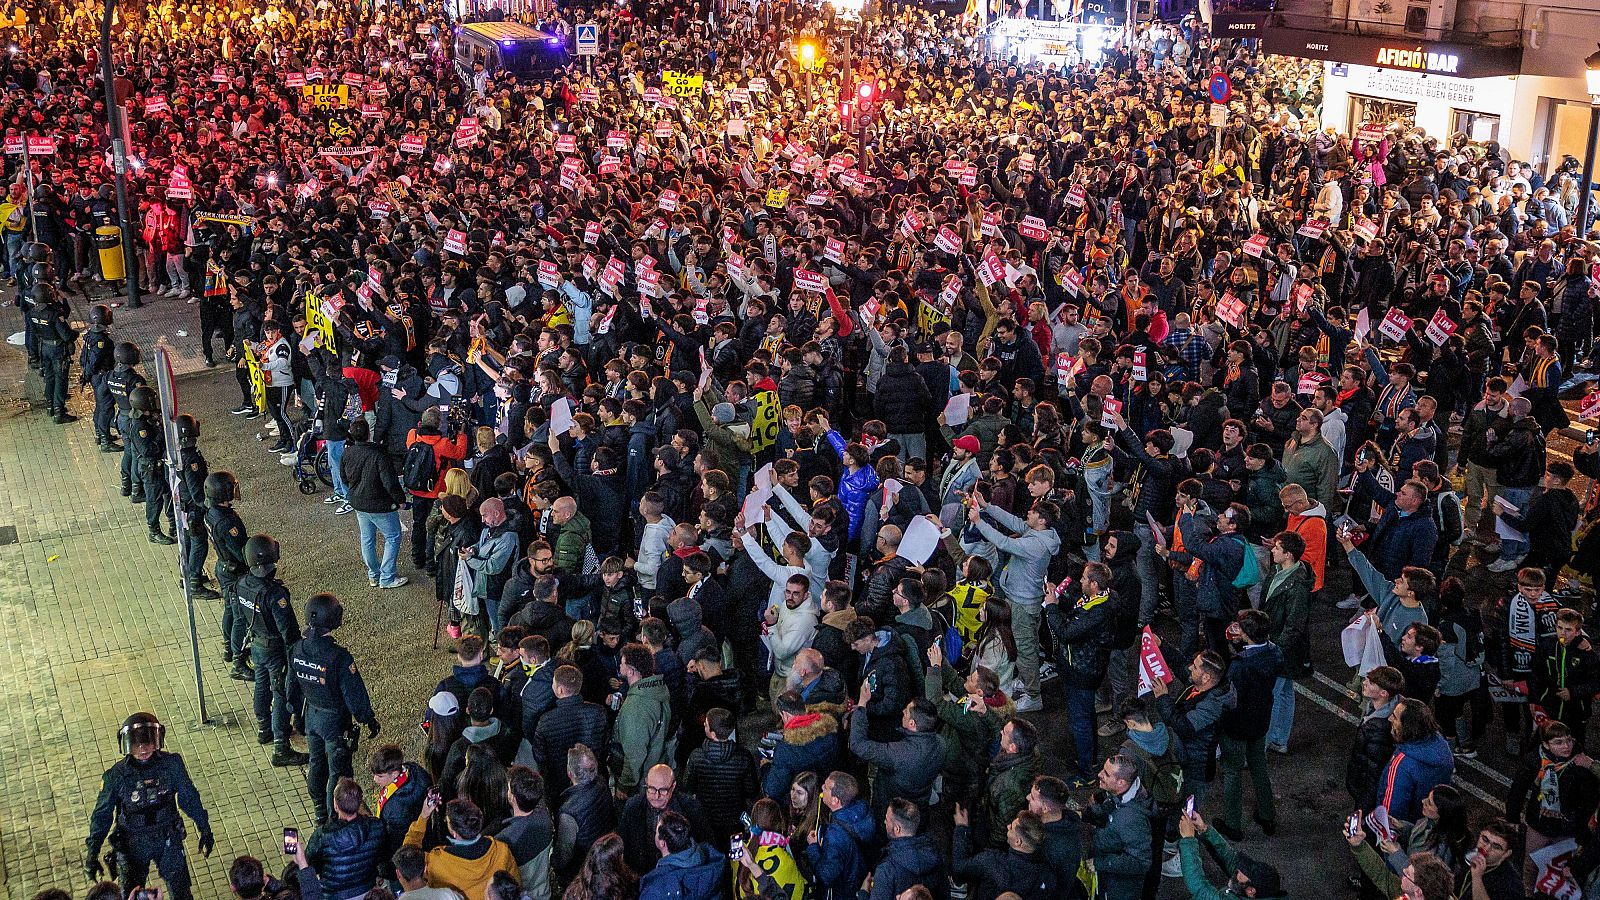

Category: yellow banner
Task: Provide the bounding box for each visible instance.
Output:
[661,70,704,98]
[304,289,336,351]
[750,390,780,452]
[917,301,951,338]
[245,346,267,414]
[303,84,350,109]
[764,188,788,208]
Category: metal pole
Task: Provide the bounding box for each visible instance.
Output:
[100,0,140,309]
[1578,102,1600,239]
[153,345,209,723]
[21,138,37,240]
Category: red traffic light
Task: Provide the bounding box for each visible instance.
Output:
[857,82,875,102]
[839,101,854,119]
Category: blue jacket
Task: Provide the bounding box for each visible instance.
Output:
[869,832,948,900]
[806,799,875,899]
[638,842,728,900]
[1361,502,1439,581]
[762,712,842,799]
[1376,732,1454,821]
[1220,642,1283,742]
[306,815,386,900]
[826,430,880,544]
[1171,513,1247,620]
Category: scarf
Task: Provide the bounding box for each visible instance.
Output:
[783,712,823,731]
[1536,749,1569,818]
[377,767,408,815]
[1127,722,1171,757]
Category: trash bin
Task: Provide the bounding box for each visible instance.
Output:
[95,225,125,281]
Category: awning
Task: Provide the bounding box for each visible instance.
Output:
[1261,26,1522,80]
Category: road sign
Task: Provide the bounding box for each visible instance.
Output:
[1209,103,1228,127]
[576,23,599,56]
[1208,72,1232,105]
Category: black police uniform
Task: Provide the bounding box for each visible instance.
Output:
[107,365,148,496]
[176,446,209,585]
[289,633,378,821]
[80,324,117,445]
[126,413,175,538]
[235,570,301,747]
[28,296,76,416]
[205,505,251,666]
[85,751,212,900]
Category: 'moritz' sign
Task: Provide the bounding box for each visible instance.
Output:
[1374,46,1459,74]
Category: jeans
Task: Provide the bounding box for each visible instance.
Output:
[3,230,22,279]
[1266,676,1295,748]
[1065,686,1099,777]
[1496,486,1532,561]
[1011,600,1043,700]
[1219,734,1275,829]
[326,439,348,499]
[358,510,402,585]
[1133,523,1162,625]
[892,432,926,463]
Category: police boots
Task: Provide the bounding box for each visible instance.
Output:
[271,744,310,767]
[187,578,221,601]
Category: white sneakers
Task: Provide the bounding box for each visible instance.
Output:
[1486,557,1524,573]
[1014,695,1044,713]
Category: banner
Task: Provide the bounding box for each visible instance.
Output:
[1377,306,1412,342]
[302,84,350,109]
[660,70,704,98]
[749,390,780,452]
[244,344,267,414]
[304,289,337,351]
[1136,626,1173,695]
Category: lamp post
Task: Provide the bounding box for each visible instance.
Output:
[1575,46,1600,239]
[100,0,140,308]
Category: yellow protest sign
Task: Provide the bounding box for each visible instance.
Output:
[245,347,267,414]
[764,188,788,208]
[660,70,704,98]
[329,121,354,138]
[917,300,951,337]
[303,84,350,109]
[750,390,780,452]
[304,289,336,352]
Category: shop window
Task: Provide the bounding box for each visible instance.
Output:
[1347,94,1417,134]
[1450,110,1499,145]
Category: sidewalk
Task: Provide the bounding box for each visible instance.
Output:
[0,315,313,900]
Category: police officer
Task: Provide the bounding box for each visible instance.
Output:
[16,241,51,369]
[80,303,119,449]
[236,534,310,767]
[107,342,148,498]
[126,386,177,545]
[204,472,254,682]
[28,282,77,423]
[85,713,214,900]
[174,415,220,600]
[290,592,380,823]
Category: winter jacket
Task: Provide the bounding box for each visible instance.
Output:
[1530,635,1600,727]
[848,710,945,809]
[440,718,517,796]
[1282,432,1340,510]
[762,600,820,681]
[532,695,609,798]
[856,631,915,741]
[984,750,1041,847]
[506,661,557,747]
[868,832,948,900]
[639,842,728,900]
[404,427,470,498]
[667,598,716,666]
[1220,642,1283,741]
[827,435,881,544]
[1044,592,1115,689]
[554,778,615,876]
[1170,515,1248,622]
[681,739,760,839]
[1084,783,1154,900]
[972,504,1060,607]
[1346,698,1398,807]
[402,816,519,900]
[1506,749,1600,839]
[1348,548,1430,645]
[1376,732,1454,820]
[763,709,842,799]
[552,511,591,575]
[341,440,406,513]
[551,451,625,557]
[306,814,386,900]
[1286,506,1329,592]
[617,791,708,876]
[374,762,432,881]
[1157,681,1234,782]
[950,826,1056,900]
[612,675,674,793]
[1177,828,1255,900]
[874,360,934,434]
[1483,416,1545,489]
[1264,562,1314,675]
[1359,497,1440,581]
[807,799,874,900]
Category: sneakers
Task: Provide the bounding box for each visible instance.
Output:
[280,453,299,466]
[1486,557,1524,573]
[1038,661,1059,683]
[368,576,379,588]
[324,494,346,504]
[1065,774,1096,789]
[1161,852,1183,878]
[244,409,261,420]
[231,404,254,415]
[335,503,353,515]
[1267,742,1289,754]
[380,576,409,589]
[1336,594,1363,610]
[1454,744,1479,759]
[1014,695,1044,713]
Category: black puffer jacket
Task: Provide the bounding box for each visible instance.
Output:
[552,448,626,556]
[873,360,934,434]
[306,814,386,900]
[681,739,761,838]
[857,632,915,742]
[1482,416,1546,488]
[1186,391,1228,451]
[1043,592,1115,690]
[1345,703,1396,807]
[341,440,405,513]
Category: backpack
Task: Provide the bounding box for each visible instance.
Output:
[1230,536,1263,589]
[1125,737,1186,806]
[402,440,439,494]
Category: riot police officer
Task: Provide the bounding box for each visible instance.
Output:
[174,415,220,600]
[126,386,176,545]
[28,282,77,423]
[290,592,380,823]
[107,342,148,498]
[85,713,214,900]
[80,303,119,449]
[16,240,51,368]
[235,534,309,767]
[203,472,254,682]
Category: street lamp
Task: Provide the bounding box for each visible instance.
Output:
[1576,45,1600,239]
[796,38,823,92]
[100,0,139,308]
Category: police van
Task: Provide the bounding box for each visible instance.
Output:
[453,21,567,85]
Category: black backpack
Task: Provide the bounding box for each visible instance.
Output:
[402,440,438,494]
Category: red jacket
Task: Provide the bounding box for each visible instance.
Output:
[404,429,468,498]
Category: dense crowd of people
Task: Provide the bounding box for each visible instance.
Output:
[16,0,1600,897]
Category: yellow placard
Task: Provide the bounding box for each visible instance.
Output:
[660,70,704,98]
[304,289,336,351]
[302,84,350,109]
[917,300,951,337]
[245,347,267,414]
[329,121,354,138]
[750,390,780,452]
[764,188,788,208]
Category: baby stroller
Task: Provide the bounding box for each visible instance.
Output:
[290,417,334,495]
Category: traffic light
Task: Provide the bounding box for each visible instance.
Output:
[857,81,875,103]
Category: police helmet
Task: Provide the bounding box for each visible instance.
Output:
[114,341,142,366]
[28,260,53,282]
[118,712,165,755]
[20,241,50,264]
[129,385,158,414]
[304,592,344,635]
[244,534,281,572]
[90,304,113,327]
[175,414,199,447]
[29,280,59,306]
[203,471,238,506]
